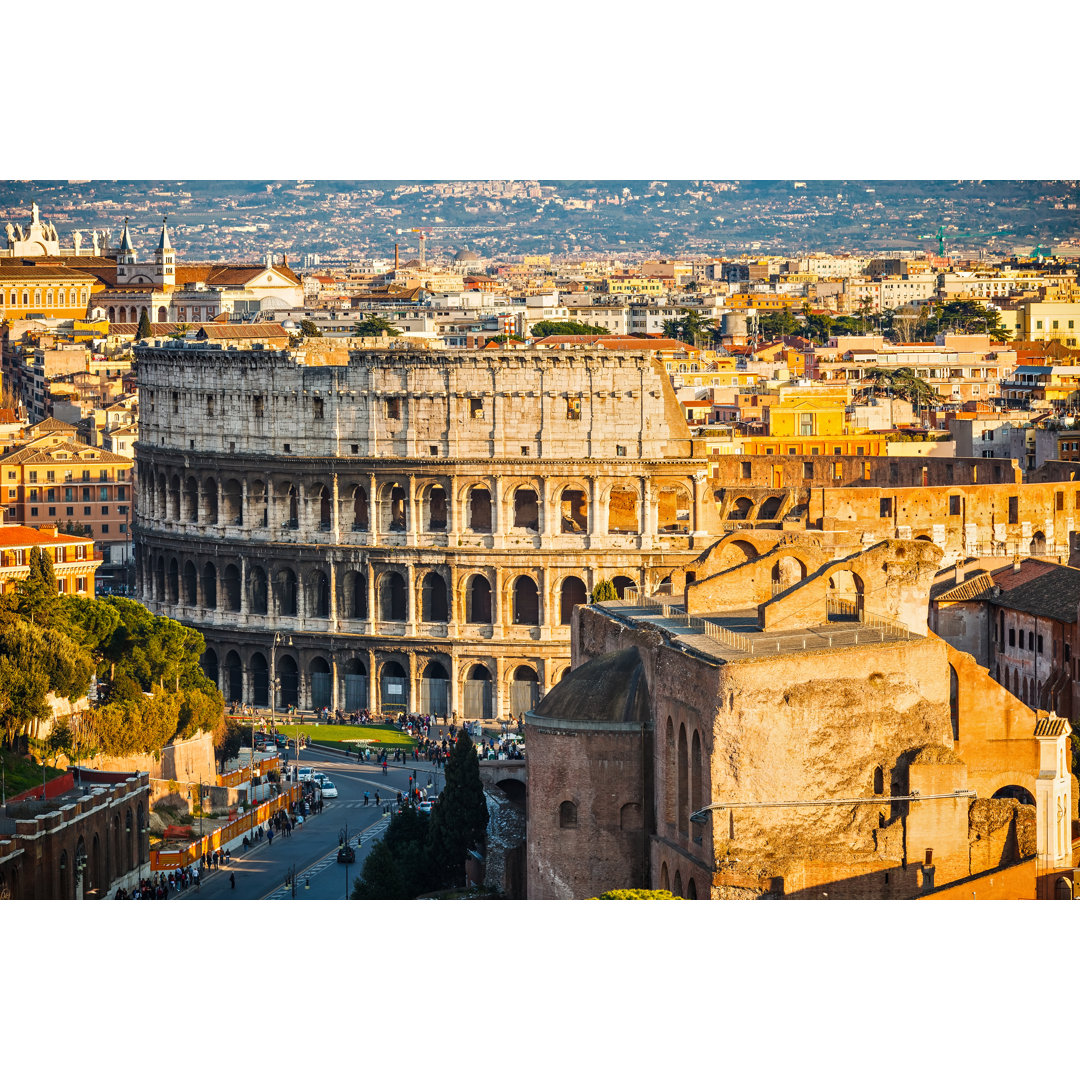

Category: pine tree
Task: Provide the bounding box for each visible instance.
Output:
[15,546,59,626]
[427,730,489,887]
[591,579,618,603]
[351,839,405,899]
[136,308,152,339]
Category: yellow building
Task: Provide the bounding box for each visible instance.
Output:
[741,433,888,456]
[725,294,796,311]
[1017,299,1080,347]
[0,266,96,321]
[603,276,665,295]
[767,386,850,439]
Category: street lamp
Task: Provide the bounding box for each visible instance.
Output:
[261,632,292,837]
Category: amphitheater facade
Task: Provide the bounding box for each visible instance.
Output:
[133,342,716,720]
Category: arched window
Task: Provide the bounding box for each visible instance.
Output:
[201,562,217,609]
[421,571,448,623]
[464,663,493,719]
[559,576,587,625]
[310,570,330,618]
[250,652,269,707]
[677,724,689,834]
[559,487,588,533]
[344,570,367,620]
[277,655,299,708]
[286,486,299,529]
[276,568,297,617]
[249,566,268,615]
[167,559,179,604]
[426,485,447,531]
[513,488,539,531]
[380,571,407,622]
[686,877,697,899]
[157,306,167,322]
[317,485,331,529]
[513,576,539,625]
[665,718,676,826]
[873,766,884,796]
[309,657,331,710]
[222,563,241,612]
[465,575,491,624]
[223,479,243,526]
[559,801,578,828]
[949,664,959,741]
[225,650,242,703]
[468,486,492,532]
[202,478,218,525]
[184,476,198,522]
[352,486,369,531]
[691,730,703,841]
[201,647,219,687]
[183,561,198,605]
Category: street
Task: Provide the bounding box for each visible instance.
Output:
[176,744,443,901]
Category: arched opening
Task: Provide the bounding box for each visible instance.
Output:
[183,560,197,605]
[426,485,447,531]
[380,571,407,622]
[286,485,299,529]
[607,484,639,534]
[992,785,1035,806]
[1031,531,1047,555]
[468,486,492,532]
[465,575,492,624]
[309,657,331,711]
[202,477,218,525]
[384,484,407,532]
[677,724,689,834]
[169,475,180,520]
[310,570,330,618]
[201,562,217,609]
[613,575,636,599]
[729,496,754,520]
[559,487,588,533]
[167,558,179,604]
[686,877,698,900]
[225,650,242,704]
[250,652,269,707]
[464,663,493,719]
[513,488,539,531]
[276,567,298,617]
[620,802,643,830]
[420,660,450,715]
[421,571,448,623]
[559,801,578,829]
[759,495,784,520]
[154,556,165,600]
[513,576,539,626]
[156,474,167,519]
[771,555,806,592]
[691,730,703,841]
[873,766,884,796]
[277,654,299,709]
[949,664,959,741]
[510,666,539,717]
[665,718,676,825]
[660,862,670,891]
[222,563,241,612]
[201,647,219,688]
[344,658,368,712]
[249,565,268,615]
[826,570,863,621]
[1055,877,1073,900]
[560,576,587,625]
[317,484,331,530]
[352,485,369,531]
[184,476,198,522]
[343,569,367,620]
[673,869,683,897]
[157,306,167,322]
[657,484,691,533]
[222,479,243,525]
[380,660,408,713]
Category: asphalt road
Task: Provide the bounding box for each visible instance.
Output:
[176,745,443,901]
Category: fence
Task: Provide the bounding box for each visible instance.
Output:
[149,787,301,871]
[217,756,278,789]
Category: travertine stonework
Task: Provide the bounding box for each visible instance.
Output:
[133,342,717,718]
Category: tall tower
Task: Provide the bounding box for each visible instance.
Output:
[116,218,137,279]
[155,215,175,285]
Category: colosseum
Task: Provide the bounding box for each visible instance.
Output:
[133,340,717,720]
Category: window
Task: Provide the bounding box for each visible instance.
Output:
[949,495,960,515]
[101,524,109,534]
[567,394,582,421]
[616,445,626,457]
[741,461,752,479]
[206,395,214,418]
[1038,635,1044,655]
[1029,631,1035,651]
[172,392,179,414]
[1056,491,1064,511]
[833,446,842,455]
[1008,496,1018,524]
[313,397,324,420]
[386,398,400,420]
[430,445,438,456]
[879,497,892,518]
[469,398,484,420]
[559,801,578,828]
[1009,628,1015,647]
[253,395,264,418]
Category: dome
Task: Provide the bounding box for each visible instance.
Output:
[455,248,480,261]
[528,647,650,730]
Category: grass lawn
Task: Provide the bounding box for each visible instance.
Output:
[1,747,65,800]
[241,722,415,748]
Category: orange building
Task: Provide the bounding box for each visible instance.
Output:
[0,265,97,320]
[0,522,102,596]
[0,439,133,545]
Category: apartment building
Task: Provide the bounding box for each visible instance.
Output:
[0,522,103,597]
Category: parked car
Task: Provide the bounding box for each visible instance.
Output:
[297,767,314,783]
[337,844,355,863]
[320,778,338,798]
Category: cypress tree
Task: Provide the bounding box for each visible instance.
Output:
[136,308,152,340]
[427,730,489,887]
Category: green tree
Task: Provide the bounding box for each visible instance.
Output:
[596,889,679,899]
[15,547,59,626]
[488,333,526,345]
[674,308,716,346]
[920,299,1010,343]
[591,579,618,603]
[661,318,683,340]
[136,309,152,339]
[177,687,224,741]
[214,718,245,772]
[351,316,399,338]
[427,730,488,887]
[351,838,406,899]
[758,308,799,339]
[166,323,191,340]
[299,318,324,338]
[530,320,611,338]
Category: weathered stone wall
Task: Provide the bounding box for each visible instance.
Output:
[82,731,216,785]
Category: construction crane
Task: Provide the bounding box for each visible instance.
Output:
[396,224,511,268]
[918,224,1010,258]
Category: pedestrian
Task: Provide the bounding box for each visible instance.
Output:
[229,872,236,890]
[375,791,380,806]
[364,791,369,806]
[268,828,273,846]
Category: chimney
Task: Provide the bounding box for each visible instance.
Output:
[954,560,962,585]
[395,243,400,271]
[1013,553,1022,574]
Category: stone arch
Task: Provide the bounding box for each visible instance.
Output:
[557,483,589,534]
[201,561,217,609]
[308,569,330,618]
[342,568,367,620]
[169,474,181,520]
[380,570,407,622]
[351,484,369,531]
[222,563,241,612]
[677,723,689,834]
[423,482,448,531]
[249,565,268,615]
[511,574,540,625]
[691,729,704,836]
[729,496,754,520]
[607,483,639,534]
[184,475,198,522]
[276,567,298,617]
[380,658,409,712]
[343,657,368,712]
[381,482,407,533]
[657,481,692,533]
[277,654,299,708]
[224,649,242,704]
[155,473,167,518]
[510,484,539,531]
[183,560,198,605]
[686,877,698,899]
[665,717,676,825]
[201,646,219,688]
[826,569,863,621]
[509,664,540,717]
[154,555,165,600]
[466,483,492,533]
[420,570,448,623]
[873,765,884,795]
[771,555,806,592]
[313,482,332,530]
[660,862,670,891]
[464,662,494,719]
[620,802,643,830]
[465,574,492,624]
[283,484,299,529]
[202,477,218,525]
[250,652,269,707]
[559,575,587,625]
[1055,876,1073,900]
[157,305,167,322]
[419,659,449,715]
[992,784,1036,806]
[613,575,636,599]
[759,494,785,520]
[309,656,332,710]
[949,664,959,740]
[1031,531,1047,555]
[559,800,579,828]
[222,478,243,526]
[673,869,683,897]
[167,558,179,604]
